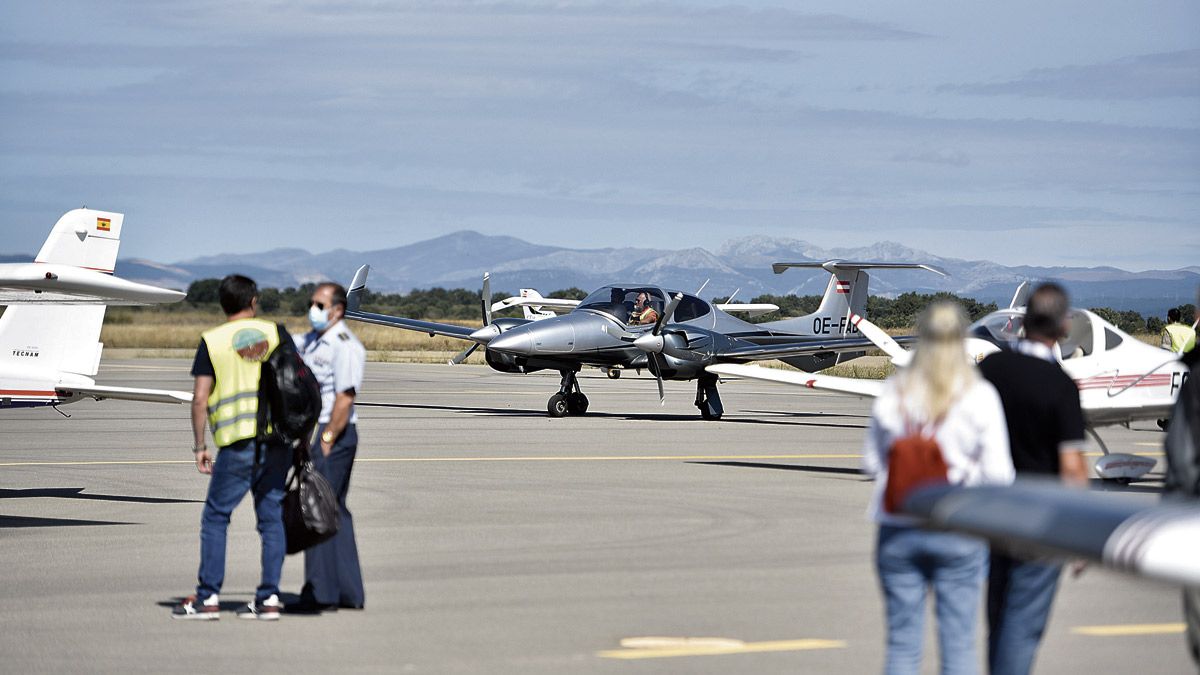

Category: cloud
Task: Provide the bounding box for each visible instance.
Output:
[941,49,1200,100]
[891,147,970,167]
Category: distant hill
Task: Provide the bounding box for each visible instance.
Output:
[4,232,1196,316]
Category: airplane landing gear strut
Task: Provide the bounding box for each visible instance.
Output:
[548,369,588,417]
[695,374,723,421]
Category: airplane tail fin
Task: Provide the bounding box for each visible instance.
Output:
[518,289,556,320]
[761,261,946,337]
[0,209,122,377]
[35,208,124,272]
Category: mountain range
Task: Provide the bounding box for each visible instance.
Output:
[5,232,1197,316]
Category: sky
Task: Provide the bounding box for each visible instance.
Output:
[1,0,1198,270]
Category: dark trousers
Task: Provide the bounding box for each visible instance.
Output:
[303,423,364,607]
[987,552,1062,675]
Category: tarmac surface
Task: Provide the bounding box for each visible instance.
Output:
[0,360,1192,674]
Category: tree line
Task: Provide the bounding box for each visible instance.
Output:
[179,278,1193,334]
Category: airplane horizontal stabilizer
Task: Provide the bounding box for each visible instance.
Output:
[56,384,193,405]
[771,260,948,276]
[0,263,185,306]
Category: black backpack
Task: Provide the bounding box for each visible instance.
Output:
[283,440,341,554]
[258,325,322,446]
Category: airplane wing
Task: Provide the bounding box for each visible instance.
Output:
[490,296,580,313]
[716,336,891,361]
[56,384,193,404]
[0,263,186,305]
[771,260,948,276]
[706,363,884,398]
[904,481,1200,587]
[344,264,479,341]
[345,309,477,341]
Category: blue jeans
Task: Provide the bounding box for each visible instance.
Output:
[876,524,989,675]
[196,438,290,603]
[987,553,1062,675]
[302,423,364,607]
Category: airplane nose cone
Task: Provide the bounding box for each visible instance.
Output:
[488,329,534,355]
[633,333,664,353]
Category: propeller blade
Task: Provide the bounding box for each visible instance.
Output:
[481,272,493,326]
[449,343,479,365]
[652,353,666,406]
[653,293,684,336]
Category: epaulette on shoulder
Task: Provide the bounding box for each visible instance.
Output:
[338,332,350,341]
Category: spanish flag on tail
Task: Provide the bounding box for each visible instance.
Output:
[96,217,111,232]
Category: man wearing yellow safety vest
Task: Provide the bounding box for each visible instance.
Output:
[1162,308,1197,354]
[173,275,293,621]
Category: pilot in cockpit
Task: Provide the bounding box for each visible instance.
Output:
[630,292,660,325]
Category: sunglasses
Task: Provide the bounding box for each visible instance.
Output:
[310,301,326,310]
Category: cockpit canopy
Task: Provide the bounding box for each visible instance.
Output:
[969,308,1124,360]
[576,285,711,325]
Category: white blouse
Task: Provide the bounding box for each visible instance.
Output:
[862,375,1016,526]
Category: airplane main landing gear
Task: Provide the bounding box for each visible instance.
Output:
[548,370,588,417]
[695,374,724,421]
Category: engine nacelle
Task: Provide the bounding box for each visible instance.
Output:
[484,349,525,374]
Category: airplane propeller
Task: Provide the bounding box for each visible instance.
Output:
[629,292,683,405]
[449,272,492,365]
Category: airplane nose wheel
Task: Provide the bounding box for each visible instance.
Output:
[695,374,723,421]
[549,370,588,417]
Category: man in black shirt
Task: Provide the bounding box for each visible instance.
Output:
[978,283,1089,675]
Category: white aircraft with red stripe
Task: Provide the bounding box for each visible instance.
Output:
[709,292,1187,482]
[0,208,192,409]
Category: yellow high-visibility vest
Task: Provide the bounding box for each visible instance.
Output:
[201,318,279,448]
[1163,323,1197,354]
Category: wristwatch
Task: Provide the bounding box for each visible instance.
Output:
[321,430,335,444]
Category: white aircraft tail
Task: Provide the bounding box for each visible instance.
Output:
[0,209,122,376]
[761,261,946,338]
[518,289,557,320]
[36,208,124,272]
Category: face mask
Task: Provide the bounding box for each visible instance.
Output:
[308,304,331,331]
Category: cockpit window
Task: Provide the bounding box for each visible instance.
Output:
[1104,327,1123,351]
[577,286,666,325]
[969,311,1025,346]
[672,295,711,323]
[1058,310,1094,359]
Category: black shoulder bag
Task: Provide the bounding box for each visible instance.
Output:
[282,439,341,555]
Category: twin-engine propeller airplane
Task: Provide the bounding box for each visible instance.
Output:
[709,285,1188,482]
[0,208,192,408]
[345,261,943,419]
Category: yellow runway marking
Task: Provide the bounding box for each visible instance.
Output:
[0,454,860,468]
[1072,623,1185,637]
[359,453,862,463]
[598,636,846,660]
[1134,442,1164,447]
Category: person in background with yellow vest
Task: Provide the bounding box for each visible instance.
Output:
[1162,308,1197,354]
[173,274,293,621]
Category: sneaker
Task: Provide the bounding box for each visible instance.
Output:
[172,594,219,620]
[237,594,282,621]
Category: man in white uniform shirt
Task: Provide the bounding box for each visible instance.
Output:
[292,282,367,612]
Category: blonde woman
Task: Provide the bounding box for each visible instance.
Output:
[863,302,1015,674]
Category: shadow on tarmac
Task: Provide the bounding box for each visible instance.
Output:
[0,514,133,528]
[0,487,200,504]
[358,401,870,426]
[691,460,868,480]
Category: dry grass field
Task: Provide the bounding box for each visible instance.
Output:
[10,307,1155,377]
